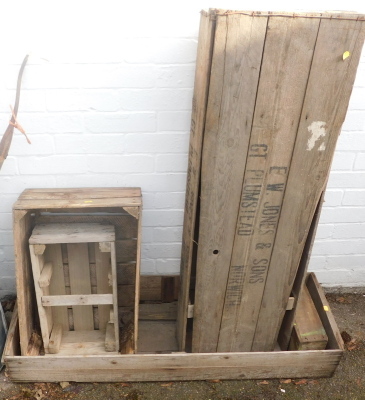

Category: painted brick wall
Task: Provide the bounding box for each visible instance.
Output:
[0,1,364,298]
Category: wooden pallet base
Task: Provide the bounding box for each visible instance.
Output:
[3,273,344,382]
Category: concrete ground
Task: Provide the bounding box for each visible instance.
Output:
[0,292,364,400]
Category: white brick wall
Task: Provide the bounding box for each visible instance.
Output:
[0,0,364,298]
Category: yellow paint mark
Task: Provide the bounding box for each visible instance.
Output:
[343,51,350,60]
[84,200,93,203]
[323,305,329,311]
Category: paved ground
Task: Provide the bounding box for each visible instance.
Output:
[0,292,364,400]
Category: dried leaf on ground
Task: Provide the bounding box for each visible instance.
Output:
[341,330,352,343]
[60,382,70,389]
[280,379,292,384]
[295,379,308,385]
[161,382,174,387]
[257,380,269,385]
[208,379,221,383]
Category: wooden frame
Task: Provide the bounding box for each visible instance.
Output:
[29,223,119,354]
[13,188,142,356]
[3,272,344,382]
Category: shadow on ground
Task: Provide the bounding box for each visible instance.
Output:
[1,292,364,400]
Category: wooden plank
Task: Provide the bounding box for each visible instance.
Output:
[67,243,94,330]
[14,197,141,210]
[13,210,34,355]
[35,214,138,240]
[95,243,112,331]
[117,263,136,285]
[44,244,69,331]
[289,285,328,351]
[105,322,116,352]
[134,206,142,353]
[5,349,343,382]
[48,324,63,354]
[177,9,217,351]
[29,223,115,244]
[29,245,53,352]
[42,294,114,306]
[252,17,365,351]
[19,187,141,198]
[192,11,268,353]
[38,262,53,288]
[306,273,344,351]
[110,241,120,352]
[217,15,320,352]
[25,332,42,356]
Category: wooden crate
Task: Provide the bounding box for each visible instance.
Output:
[177,9,365,353]
[3,272,344,382]
[12,188,142,355]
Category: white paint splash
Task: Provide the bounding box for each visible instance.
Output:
[307,121,327,151]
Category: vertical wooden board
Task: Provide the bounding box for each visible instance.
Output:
[110,242,120,352]
[177,9,216,351]
[133,208,142,353]
[95,243,112,331]
[67,243,94,331]
[29,246,52,352]
[252,17,365,351]
[13,210,35,355]
[217,16,320,352]
[45,244,69,331]
[192,12,268,353]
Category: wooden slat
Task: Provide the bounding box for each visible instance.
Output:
[5,350,343,382]
[67,243,94,330]
[48,324,63,354]
[177,9,217,351]
[217,15,320,352]
[18,187,141,200]
[29,223,115,244]
[138,302,177,321]
[38,262,53,288]
[44,244,69,330]
[105,322,116,352]
[252,17,365,351]
[35,214,138,240]
[14,197,141,210]
[306,273,344,351]
[110,242,120,352]
[29,245,53,352]
[138,321,178,353]
[13,210,34,355]
[95,243,113,331]
[192,11,268,353]
[42,294,113,306]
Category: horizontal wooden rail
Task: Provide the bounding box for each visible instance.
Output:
[41,294,113,307]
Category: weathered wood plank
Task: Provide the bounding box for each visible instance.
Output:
[29,245,53,352]
[217,15,320,352]
[44,244,69,331]
[95,243,113,331]
[29,223,115,244]
[13,210,34,355]
[67,243,94,330]
[5,350,343,382]
[42,294,113,306]
[48,324,63,354]
[193,11,268,353]
[38,262,53,288]
[177,9,217,351]
[306,273,344,351]
[252,17,365,351]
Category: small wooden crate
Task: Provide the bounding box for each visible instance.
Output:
[12,188,142,356]
[3,272,344,382]
[29,223,120,355]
